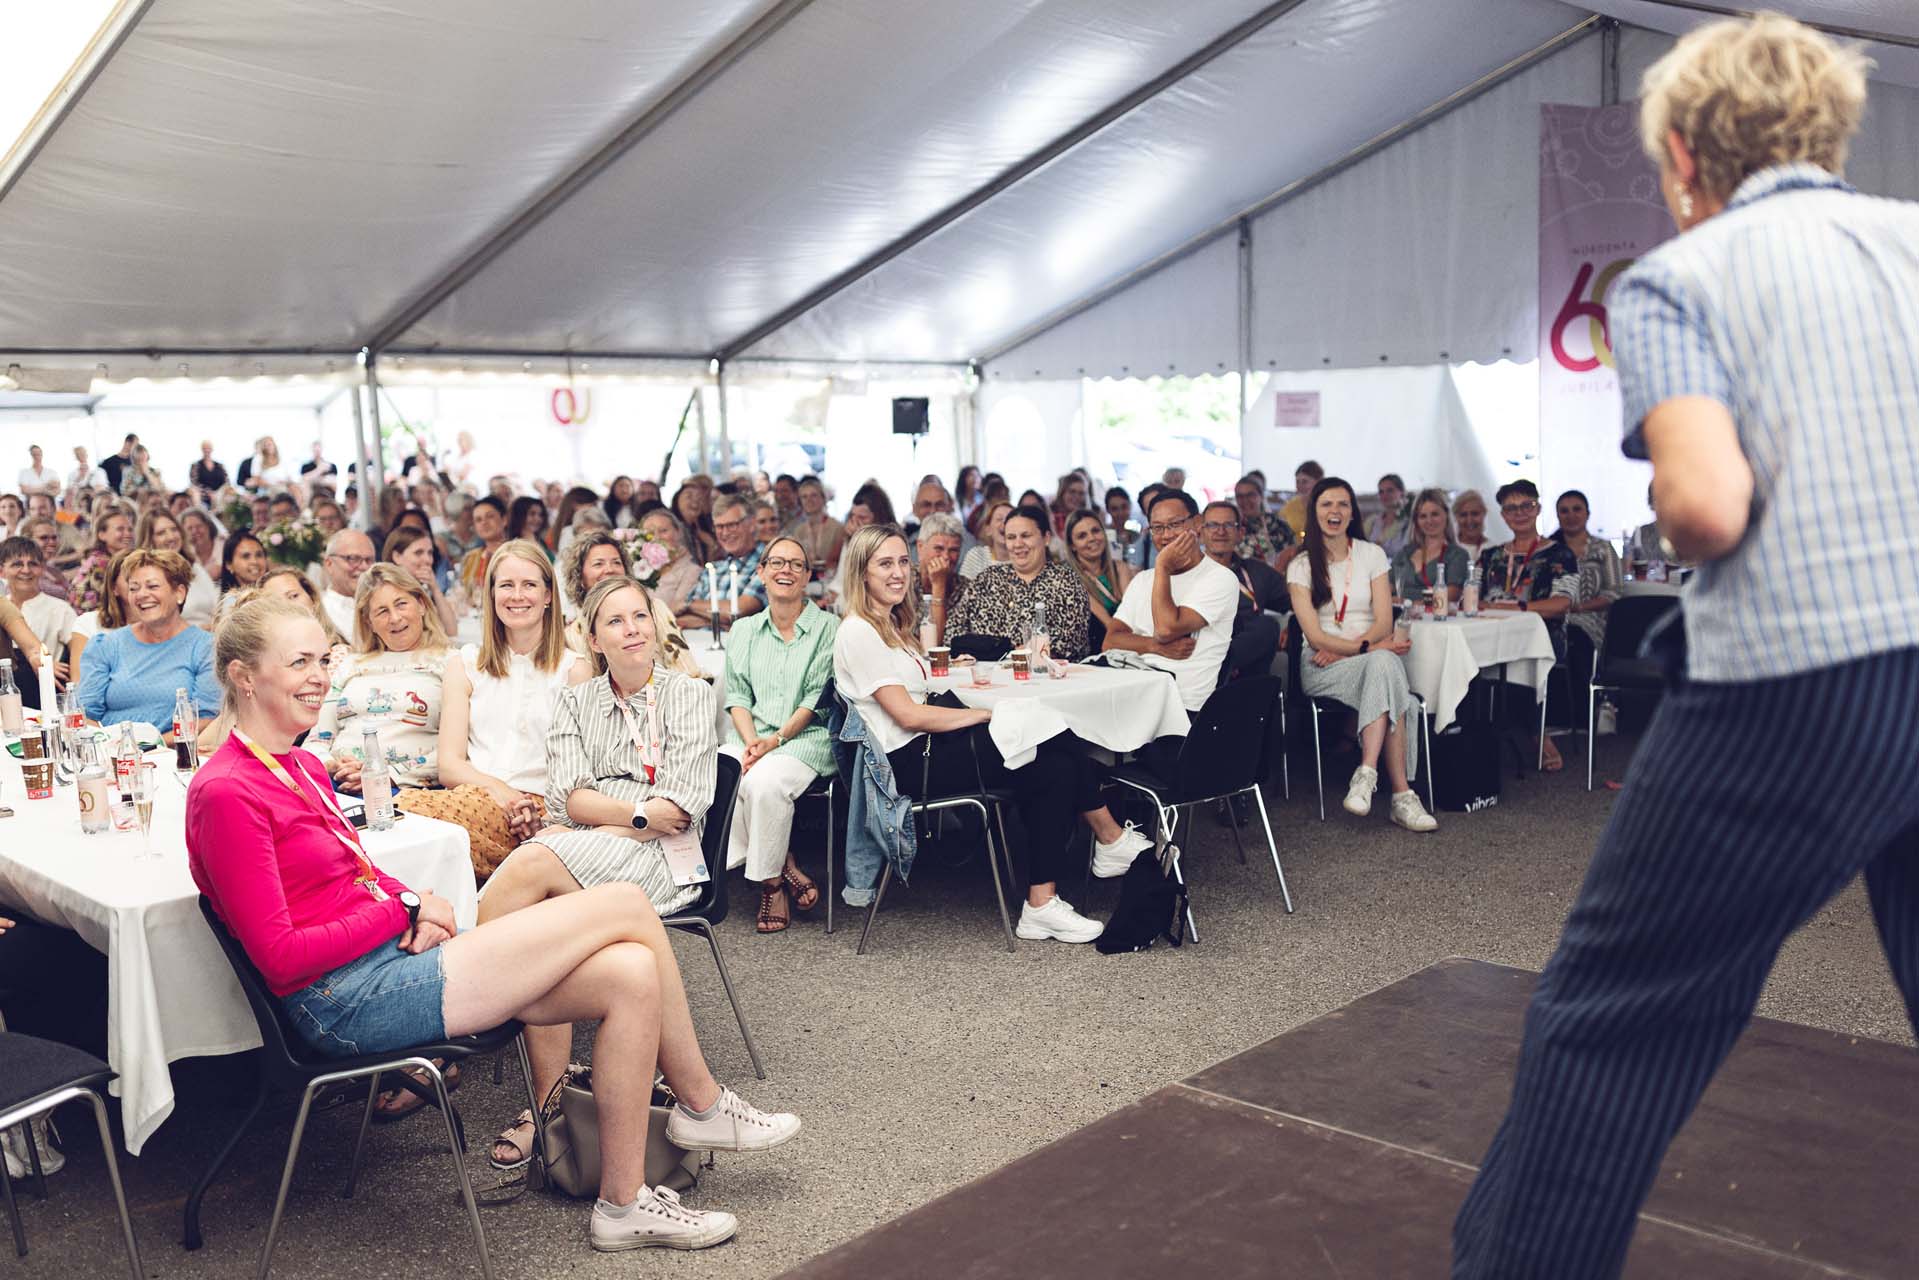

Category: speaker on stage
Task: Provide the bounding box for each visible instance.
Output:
[892,396,930,436]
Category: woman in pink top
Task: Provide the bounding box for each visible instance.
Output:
[185,596,798,1252]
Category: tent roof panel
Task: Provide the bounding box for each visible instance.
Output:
[0,0,777,351]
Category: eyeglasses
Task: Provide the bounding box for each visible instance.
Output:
[1201,521,1240,534]
[713,518,749,532]
[328,553,375,568]
[1148,519,1193,536]
[1499,501,1539,515]
[762,557,808,573]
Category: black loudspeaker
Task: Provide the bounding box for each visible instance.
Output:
[892,396,930,435]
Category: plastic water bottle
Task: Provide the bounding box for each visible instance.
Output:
[0,659,21,736]
[361,725,395,831]
[1430,564,1449,619]
[172,688,200,772]
[77,741,111,835]
[1031,601,1052,669]
[918,593,938,651]
[1461,564,1481,618]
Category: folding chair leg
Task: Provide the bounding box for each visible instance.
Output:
[1226,799,1247,865]
[184,1071,268,1249]
[1421,706,1435,815]
[1537,691,1548,772]
[1165,843,1199,945]
[23,1118,46,1201]
[84,1091,144,1280]
[340,1073,380,1199]
[1279,697,1291,801]
[514,1034,546,1176]
[1586,682,1598,791]
[1311,705,1326,821]
[258,1080,322,1278]
[824,781,837,936]
[685,918,766,1080]
[1251,784,1294,913]
[423,1062,494,1280]
[983,802,1017,953]
[856,862,892,956]
[2,1131,23,1257]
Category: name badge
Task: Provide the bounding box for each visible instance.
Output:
[658,828,710,887]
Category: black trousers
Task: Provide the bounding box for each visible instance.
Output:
[889,727,1101,888]
[1453,647,1919,1278]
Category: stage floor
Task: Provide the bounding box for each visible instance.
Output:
[780,958,1918,1279]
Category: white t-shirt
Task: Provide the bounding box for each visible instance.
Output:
[182,562,219,629]
[1113,557,1239,712]
[17,592,77,653]
[17,465,58,495]
[832,613,931,756]
[1286,539,1391,641]
[321,589,357,645]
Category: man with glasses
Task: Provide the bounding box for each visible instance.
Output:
[1479,478,1582,770]
[320,528,376,641]
[1103,490,1240,714]
[679,493,767,630]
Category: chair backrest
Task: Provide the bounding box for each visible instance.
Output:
[1597,594,1681,675]
[197,896,318,1081]
[1167,675,1281,803]
[673,751,742,926]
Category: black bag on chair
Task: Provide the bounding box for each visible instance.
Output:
[1431,721,1502,812]
[1096,848,1188,954]
[947,634,1011,662]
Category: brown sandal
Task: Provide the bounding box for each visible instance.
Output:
[781,865,820,913]
[756,885,791,933]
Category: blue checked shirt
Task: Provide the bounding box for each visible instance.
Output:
[686,541,770,608]
[1613,164,1919,683]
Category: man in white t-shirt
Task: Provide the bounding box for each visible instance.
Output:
[1103,491,1239,714]
[17,446,60,502]
[320,528,374,641]
[1,536,76,680]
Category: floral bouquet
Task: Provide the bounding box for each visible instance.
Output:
[218,493,254,533]
[260,516,328,567]
[612,527,670,590]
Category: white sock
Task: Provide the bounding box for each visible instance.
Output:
[595,1197,635,1218]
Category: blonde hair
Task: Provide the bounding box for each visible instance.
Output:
[840,523,920,653]
[213,596,314,715]
[1410,487,1457,546]
[118,548,193,595]
[134,508,186,558]
[1452,488,1487,517]
[258,566,346,648]
[476,538,567,679]
[578,575,660,678]
[1640,12,1871,204]
[351,562,448,655]
[96,549,136,629]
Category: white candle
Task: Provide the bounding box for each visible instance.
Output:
[36,653,57,728]
[706,563,718,606]
[729,564,740,612]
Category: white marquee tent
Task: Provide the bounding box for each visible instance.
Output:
[2,0,1916,498]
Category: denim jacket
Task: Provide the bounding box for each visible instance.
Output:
[828,695,917,906]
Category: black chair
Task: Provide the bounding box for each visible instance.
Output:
[1286,622,1432,820]
[1102,676,1294,942]
[189,899,538,1279]
[799,679,841,936]
[662,752,766,1079]
[1586,594,1681,790]
[0,1032,142,1275]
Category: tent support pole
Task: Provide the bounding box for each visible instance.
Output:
[1602,18,1621,106]
[349,370,374,532]
[715,362,733,477]
[1236,218,1253,437]
[364,360,387,516]
[975,16,1602,368]
[695,384,710,478]
[714,0,1316,362]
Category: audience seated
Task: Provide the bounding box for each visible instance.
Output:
[678,493,767,630]
[718,536,838,933]
[218,530,268,598]
[1389,488,1471,604]
[1066,509,1134,652]
[186,595,787,1250]
[17,515,72,602]
[1451,489,1492,566]
[959,497,1013,580]
[76,548,219,730]
[1101,490,1239,713]
[1478,479,1583,770]
[320,528,376,641]
[1364,473,1414,558]
[786,475,844,576]
[944,505,1090,661]
[69,502,135,614]
[833,526,1149,933]
[635,504,702,615]
[912,512,967,640]
[1,535,76,683]
[309,563,451,794]
[1233,473,1295,567]
[1279,460,1324,544]
[1199,502,1286,614]
[458,495,509,596]
[383,524,460,637]
[136,508,219,628]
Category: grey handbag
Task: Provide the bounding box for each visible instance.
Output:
[536,1063,701,1197]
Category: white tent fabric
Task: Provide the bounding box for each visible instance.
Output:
[1,0,1915,374]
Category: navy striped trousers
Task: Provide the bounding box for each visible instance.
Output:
[1453,647,1919,1278]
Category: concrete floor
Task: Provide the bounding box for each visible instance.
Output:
[7,729,1913,1279]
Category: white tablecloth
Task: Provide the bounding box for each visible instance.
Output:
[0,743,477,1155]
[940,662,1191,768]
[684,629,732,737]
[1402,613,1557,734]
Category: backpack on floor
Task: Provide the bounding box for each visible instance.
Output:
[1097,845,1188,954]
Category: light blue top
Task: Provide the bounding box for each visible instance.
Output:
[1614,164,1919,682]
[76,624,219,728]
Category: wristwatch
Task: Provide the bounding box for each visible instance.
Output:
[631,801,650,832]
[398,890,421,935]
[1358,640,1370,654]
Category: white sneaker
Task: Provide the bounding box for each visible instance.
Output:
[1,1117,63,1179]
[664,1085,802,1153]
[1091,821,1152,878]
[590,1186,738,1252]
[1391,790,1438,832]
[1343,765,1378,816]
[1016,895,1105,943]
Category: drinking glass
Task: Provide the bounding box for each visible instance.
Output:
[132,761,158,858]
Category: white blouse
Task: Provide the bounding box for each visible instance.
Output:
[1286,539,1391,642]
[182,562,219,629]
[459,642,575,795]
[832,614,930,756]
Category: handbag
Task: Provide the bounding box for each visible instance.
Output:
[1096,842,1189,955]
[1431,721,1502,812]
[534,1064,701,1198]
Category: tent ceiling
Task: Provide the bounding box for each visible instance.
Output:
[1,0,1914,372]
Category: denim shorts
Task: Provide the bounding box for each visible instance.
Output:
[281,943,447,1058]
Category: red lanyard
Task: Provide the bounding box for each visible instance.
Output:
[233,729,384,897]
[1505,538,1538,597]
[1332,553,1354,625]
[611,673,663,784]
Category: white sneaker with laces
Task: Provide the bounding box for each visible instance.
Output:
[664,1085,802,1153]
[1091,821,1152,878]
[1390,789,1438,832]
[1016,895,1105,943]
[1343,765,1379,816]
[590,1186,738,1252]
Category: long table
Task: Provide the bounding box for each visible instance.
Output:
[0,741,477,1154]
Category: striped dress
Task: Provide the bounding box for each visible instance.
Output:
[540,667,717,916]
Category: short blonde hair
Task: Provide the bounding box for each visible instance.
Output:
[578,575,659,678]
[1640,12,1871,203]
[351,562,448,655]
[213,596,314,715]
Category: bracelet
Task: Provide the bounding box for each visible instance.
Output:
[1358,639,1370,654]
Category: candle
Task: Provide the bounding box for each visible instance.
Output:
[36,653,57,730]
[728,564,740,614]
[706,563,718,606]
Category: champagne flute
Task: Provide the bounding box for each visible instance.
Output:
[132,761,157,858]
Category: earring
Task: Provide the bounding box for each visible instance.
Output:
[1676,185,1695,220]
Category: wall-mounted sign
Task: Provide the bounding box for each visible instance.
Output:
[1273,391,1320,428]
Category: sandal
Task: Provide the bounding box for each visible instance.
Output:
[490,1110,536,1172]
[372,1060,460,1124]
[756,885,791,934]
[1540,738,1565,773]
[780,864,820,913]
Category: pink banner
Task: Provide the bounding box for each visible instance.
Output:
[1537,103,1671,536]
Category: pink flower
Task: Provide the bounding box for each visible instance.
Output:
[269,532,285,545]
[640,541,670,569]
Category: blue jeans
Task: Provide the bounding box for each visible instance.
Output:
[281,943,447,1058]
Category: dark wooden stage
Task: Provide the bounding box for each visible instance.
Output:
[782,958,1917,1278]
